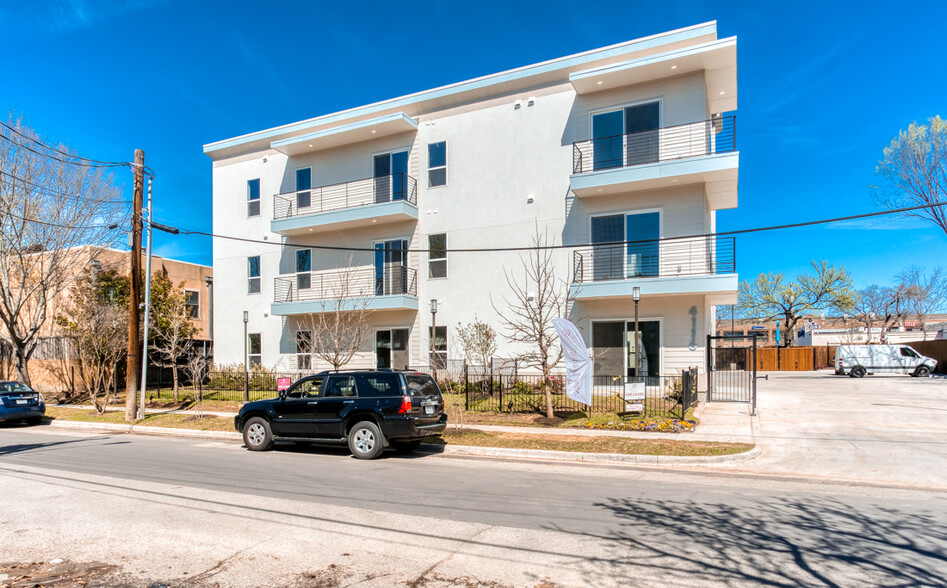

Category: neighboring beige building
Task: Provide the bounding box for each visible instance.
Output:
[0,246,213,392]
[206,22,739,380]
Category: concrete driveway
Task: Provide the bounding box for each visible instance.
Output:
[704,371,947,488]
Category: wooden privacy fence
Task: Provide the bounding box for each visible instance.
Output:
[731,340,946,373]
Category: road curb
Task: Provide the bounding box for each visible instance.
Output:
[43,420,760,465]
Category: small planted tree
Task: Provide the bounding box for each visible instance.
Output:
[56,268,127,414]
[456,317,497,370]
[149,274,197,402]
[299,266,373,370]
[183,345,210,416]
[493,228,573,419]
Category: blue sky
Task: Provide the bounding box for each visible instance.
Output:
[1,0,945,291]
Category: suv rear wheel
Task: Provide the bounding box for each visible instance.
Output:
[243,417,274,451]
[348,421,384,460]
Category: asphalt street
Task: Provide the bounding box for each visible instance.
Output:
[2,425,947,587]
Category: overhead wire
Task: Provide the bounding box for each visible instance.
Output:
[150,200,947,254]
[0,169,133,205]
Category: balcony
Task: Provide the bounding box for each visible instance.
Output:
[271,266,418,316]
[570,116,738,209]
[570,236,737,301]
[270,173,418,236]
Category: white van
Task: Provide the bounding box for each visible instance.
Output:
[835,344,938,378]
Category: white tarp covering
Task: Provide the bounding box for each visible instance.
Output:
[553,318,593,406]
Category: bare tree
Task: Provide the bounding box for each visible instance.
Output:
[872,115,947,237]
[151,285,197,402]
[456,317,497,369]
[55,269,127,414]
[850,285,891,342]
[0,117,125,384]
[493,228,572,419]
[298,267,373,371]
[899,266,947,340]
[739,261,855,347]
[183,344,210,416]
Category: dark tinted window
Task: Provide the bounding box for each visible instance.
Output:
[405,374,441,398]
[354,373,403,398]
[324,375,356,397]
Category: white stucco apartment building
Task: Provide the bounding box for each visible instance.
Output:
[203,21,739,381]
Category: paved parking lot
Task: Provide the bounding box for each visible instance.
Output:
[710,371,947,487]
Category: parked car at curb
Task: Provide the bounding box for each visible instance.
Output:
[835,344,938,378]
[234,370,447,459]
[0,381,46,425]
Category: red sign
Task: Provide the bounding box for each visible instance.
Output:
[277,377,291,391]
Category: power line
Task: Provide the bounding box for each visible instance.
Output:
[151,200,947,254]
[0,207,130,231]
[0,169,133,205]
[0,119,129,169]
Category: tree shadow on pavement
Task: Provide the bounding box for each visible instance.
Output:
[568,495,947,587]
[0,435,127,456]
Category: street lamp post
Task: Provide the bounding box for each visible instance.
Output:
[430,299,438,380]
[633,286,641,381]
[242,311,249,402]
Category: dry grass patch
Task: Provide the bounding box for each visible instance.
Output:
[441,428,752,457]
[44,406,235,432]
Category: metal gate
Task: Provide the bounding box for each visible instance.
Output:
[706,334,758,412]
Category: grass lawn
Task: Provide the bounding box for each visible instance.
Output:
[44,406,235,432]
[440,428,753,457]
[43,407,751,457]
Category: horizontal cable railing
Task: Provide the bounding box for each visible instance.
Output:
[273,173,418,220]
[274,266,418,303]
[572,236,735,283]
[572,115,736,175]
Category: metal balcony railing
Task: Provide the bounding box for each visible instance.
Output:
[572,236,735,283]
[273,173,418,220]
[274,266,418,304]
[572,116,736,175]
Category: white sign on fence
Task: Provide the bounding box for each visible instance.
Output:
[625,403,644,412]
[623,382,645,401]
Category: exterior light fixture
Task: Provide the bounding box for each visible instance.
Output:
[430,299,438,314]
[596,80,603,85]
[632,286,641,302]
[670,65,678,70]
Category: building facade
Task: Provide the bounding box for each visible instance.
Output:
[204,22,739,380]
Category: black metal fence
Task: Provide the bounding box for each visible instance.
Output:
[150,367,700,420]
[443,367,699,419]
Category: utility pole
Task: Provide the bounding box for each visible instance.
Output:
[139,177,153,419]
[125,149,144,422]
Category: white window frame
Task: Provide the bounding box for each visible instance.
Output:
[371,147,412,202]
[247,178,261,217]
[428,324,448,370]
[427,141,448,188]
[248,332,262,368]
[296,329,313,371]
[428,233,447,280]
[374,327,411,370]
[184,289,200,320]
[589,207,664,279]
[590,317,664,377]
[294,166,313,211]
[295,248,312,291]
[247,256,261,295]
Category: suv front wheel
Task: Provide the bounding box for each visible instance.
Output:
[243,417,275,451]
[348,421,385,460]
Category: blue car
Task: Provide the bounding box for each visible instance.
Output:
[0,381,46,425]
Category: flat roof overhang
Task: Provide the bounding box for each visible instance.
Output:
[570,152,739,210]
[271,295,419,316]
[570,37,737,114]
[271,200,419,236]
[270,113,418,156]
[570,274,738,302]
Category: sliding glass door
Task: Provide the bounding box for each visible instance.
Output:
[591,102,660,171]
[373,151,408,203]
[374,239,407,295]
[591,211,660,280]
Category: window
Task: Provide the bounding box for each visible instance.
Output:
[900,347,919,358]
[287,376,323,398]
[247,179,261,217]
[248,256,261,294]
[429,325,447,370]
[296,330,312,370]
[428,141,447,187]
[248,333,262,368]
[184,290,200,319]
[296,249,311,290]
[324,375,356,397]
[354,373,402,398]
[296,168,311,209]
[428,233,447,279]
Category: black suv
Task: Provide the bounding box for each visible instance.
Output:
[234,370,447,459]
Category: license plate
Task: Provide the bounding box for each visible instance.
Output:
[424,405,435,415]
[16,399,27,405]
